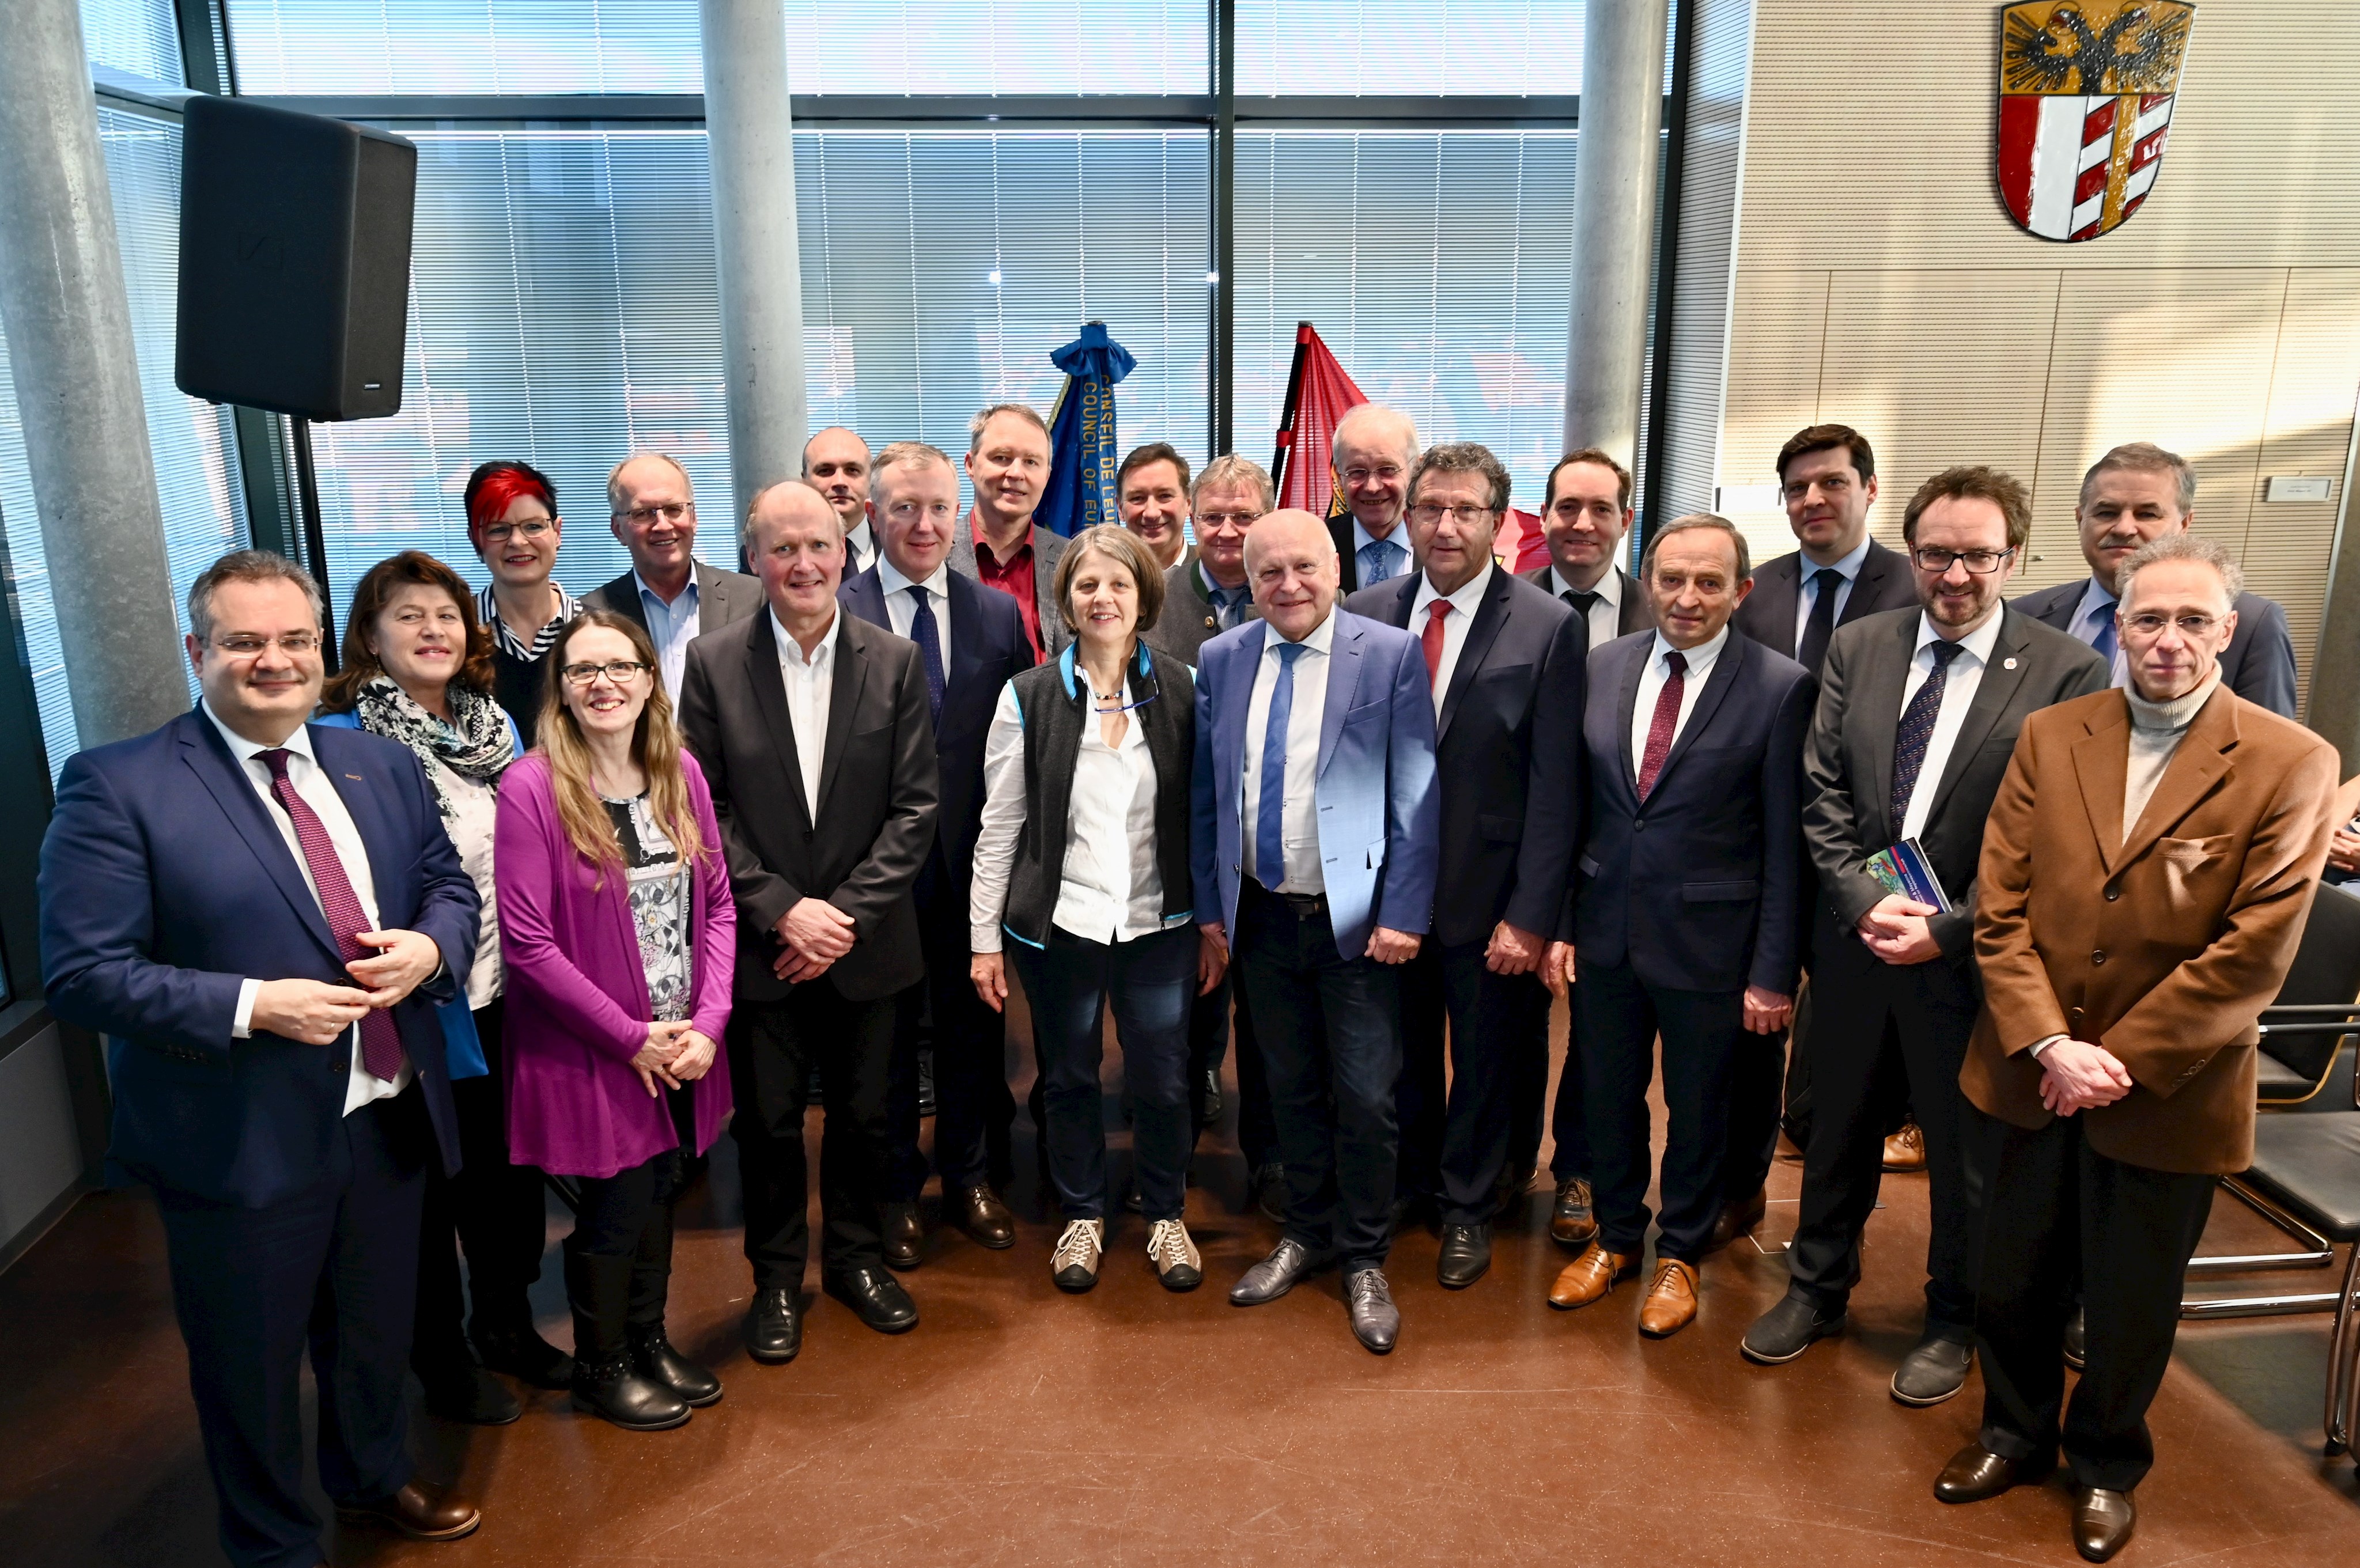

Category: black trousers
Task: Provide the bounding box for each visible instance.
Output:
[1396,939,1550,1224]
[890,870,1013,1197]
[728,980,901,1285]
[1974,1112,2217,1493]
[1235,881,1404,1271]
[1787,952,1989,1336]
[155,1085,432,1568]
[566,1137,687,1357]
[1199,972,1280,1170]
[1547,985,1594,1183]
[413,1000,548,1368]
[1721,1025,1788,1203]
[1580,959,1745,1264]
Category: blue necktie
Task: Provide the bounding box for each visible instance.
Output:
[2089,601,2119,673]
[1889,640,1966,835]
[1255,641,1306,888]
[908,585,945,728]
[1358,538,1404,584]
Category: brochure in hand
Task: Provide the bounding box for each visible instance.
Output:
[1864,837,1953,914]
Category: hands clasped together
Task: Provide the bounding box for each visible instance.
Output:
[248,927,447,1045]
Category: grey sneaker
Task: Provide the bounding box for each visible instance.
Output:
[1146,1218,1202,1291]
[1741,1292,1845,1365]
[1345,1268,1400,1354]
[1051,1218,1104,1294]
[1230,1238,1331,1305]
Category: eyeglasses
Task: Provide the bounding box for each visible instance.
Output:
[481,520,554,544]
[1909,547,2015,574]
[2121,612,2223,639]
[213,632,322,657]
[616,502,693,527]
[1197,510,1261,529]
[1406,503,1498,525]
[1340,465,1403,486]
[559,659,652,685]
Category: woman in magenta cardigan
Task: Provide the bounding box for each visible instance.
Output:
[497,609,733,1432]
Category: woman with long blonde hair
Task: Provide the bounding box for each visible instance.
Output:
[496,610,734,1431]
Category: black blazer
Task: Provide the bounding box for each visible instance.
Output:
[2008,576,2299,719]
[838,564,1035,884]
[1343,567,1587,947]
[1803,607,2110,1000]
[1517,562,1656,638]
[678,609,940,1002]
[1731,539,1918,661]
[1571,628,1815,994]
[581,559,763,640]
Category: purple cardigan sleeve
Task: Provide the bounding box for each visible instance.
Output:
[683,753,736,1043]
[494,757,648,1063]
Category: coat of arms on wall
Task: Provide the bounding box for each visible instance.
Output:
[1995,2,2196,241]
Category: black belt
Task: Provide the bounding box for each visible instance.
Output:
[1247,877,1329,918]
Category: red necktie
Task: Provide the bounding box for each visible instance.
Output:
[1422,599,1451,690]
[260,748,406,1081]
[1636,650,1688,802]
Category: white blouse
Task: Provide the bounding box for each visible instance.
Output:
[435,758,505,1010]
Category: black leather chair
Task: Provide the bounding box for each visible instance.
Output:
[2232,1066,2360,1455]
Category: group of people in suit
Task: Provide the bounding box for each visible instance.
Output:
[33,391,2338,1567]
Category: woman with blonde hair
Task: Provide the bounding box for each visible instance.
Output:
[496,609,734,1430]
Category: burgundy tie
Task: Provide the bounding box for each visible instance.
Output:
[1421,599,1451,690]
[259,748,406,1080]
[1636,650,1688,802]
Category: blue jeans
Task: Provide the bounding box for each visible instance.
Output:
[1010,923,1196,1221]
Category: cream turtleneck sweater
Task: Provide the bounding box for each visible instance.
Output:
[2121,668,2222,847]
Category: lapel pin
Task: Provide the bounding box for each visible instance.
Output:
[2003,657,2018,670]
[345,773,364,781]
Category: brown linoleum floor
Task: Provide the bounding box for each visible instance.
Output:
[4,999,2357,1567]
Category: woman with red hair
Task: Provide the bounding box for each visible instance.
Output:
[465,459,580,744]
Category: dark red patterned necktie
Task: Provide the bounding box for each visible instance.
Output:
[1421,599,1451,690]
[1636,650,1688,802]
[259,748,405,1080]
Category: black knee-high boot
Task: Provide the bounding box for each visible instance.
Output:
[623,1202,720,1406]
[566,1239,689,1431]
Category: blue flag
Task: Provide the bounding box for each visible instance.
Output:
[1036,321,1136,538]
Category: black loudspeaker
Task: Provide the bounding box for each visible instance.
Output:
[175,95,417,422]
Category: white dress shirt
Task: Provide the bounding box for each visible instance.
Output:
[1630,624,1730,784]
[877,552,955,672]
[2068,575,2128,685]
[1548,563,1626,652]
[634,571,701,705]
[210,704,412,1114]
[1894,609,2004,842]
[1409,563,1495,719]
[968,679,1168,951]
[845,518,876,577]
[773,607,841,813]
[1241,611,1335,893]
[1791,535,1873,656]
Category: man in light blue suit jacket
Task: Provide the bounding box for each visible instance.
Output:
[1190,509,1439,1354]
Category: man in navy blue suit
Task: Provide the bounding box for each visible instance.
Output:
[40,551,483,1568]
[840,441,1036,1263]
[1542,514,1814,1340]
[1193,508,1440,1353]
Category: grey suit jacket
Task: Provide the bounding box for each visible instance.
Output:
[948,522,1071,657]
[1731,539,1919,658]
[1147,557,1260,664]
[581,559,763,638]
[2008,575,2299,719]
[1516,562,1655,640]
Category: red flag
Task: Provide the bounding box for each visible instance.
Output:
[1499,507,1553,574]
[1270,322,1367,517]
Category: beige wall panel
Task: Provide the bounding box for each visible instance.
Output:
[2248,268,2360,706]
[1715,271,1829,560]
[1735,0,2360,272]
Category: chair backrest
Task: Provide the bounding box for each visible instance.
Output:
[2263,885,2360,1082]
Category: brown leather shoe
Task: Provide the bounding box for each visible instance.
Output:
[1883,1120,1927,1172]
[1705,1187,1767,1253]
[1637,1258,1700,1338]
[1933,1444,2052,1504]
[948,1184,1015,1249]
[335,1480,481,1542]
[1547,1243,1640,1309]
[2072,1486,2136,1562]
[1549,1177,1597,1247]
[880,1201,924,1271]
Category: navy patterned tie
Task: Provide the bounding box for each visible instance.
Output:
[908,585,946,729]
[1889,640,1967,836]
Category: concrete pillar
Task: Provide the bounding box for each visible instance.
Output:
[700,0,810,518]
[0,0,187,750]
[1562,0,1670,470]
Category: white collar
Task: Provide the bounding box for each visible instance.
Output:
[631,567,698,608]
[205,699,315,767]
[876,551,952,603]
[771,605,842,669]
[1915,607,2005,667]
[1412,563,1495,621]
[1649,622,1730,671]
[1198,559,1250,600]
[2074,574,2121,619]
[1549,563,1622,608]
[1267,607,1338,658]
[1802,534,1873,582]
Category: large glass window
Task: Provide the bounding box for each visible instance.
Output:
[1235,1,1586,97]
[83,0,184,85]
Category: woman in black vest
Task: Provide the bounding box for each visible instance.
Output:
[464,459,581,746]
[969,525,1216,1294]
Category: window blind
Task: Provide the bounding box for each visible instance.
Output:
[83,0,184,85]
[1235,1,1587,97]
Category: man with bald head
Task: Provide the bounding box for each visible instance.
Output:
[1328,404,1421,592]
[803,426,878,575]
[583,452,762,704]
[1192,509,1440,1352]
[679,480,940,1359]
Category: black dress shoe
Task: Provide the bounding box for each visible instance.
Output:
[743,1287,803,1365]
[1705,1186,1767,1253]
[826,1266,919,1334]
[2064,1304,2087,1371]
[1934,1444,2052,1504]
[335,1480,481,1540]
[570,1351,690,1431]
[2072,1486,2136,1562]
[1741,1292,1845,1365]
[1890,1335,1974,1407]
[418,1360,523,1426]
[473,1321,575,1389]
[1251,1163,1288,1224]
[628,1324,721,1407]
[881,1202,924,1271]
[948,1184,1016,1249]
[1436,1222,1492,1289]
[1199,1069,1224,1128]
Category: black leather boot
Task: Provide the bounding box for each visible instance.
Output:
[566,1248,689,1431]
[628,1323,721,1407]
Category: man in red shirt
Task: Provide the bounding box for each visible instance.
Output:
[948,403,1069,659]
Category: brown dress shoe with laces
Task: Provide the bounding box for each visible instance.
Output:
[948,1184,1015,1249]
[1637,1258,1700,1338]
[1547,1243,1640,1309]
[1883,1120,1927,1172]
[1550,1177,1597,1247]
[1705,1187,1767,1253]
[335,1480,481,1542]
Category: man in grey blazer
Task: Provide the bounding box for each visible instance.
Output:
[2007,441,2298,718]
[948,403,1069,660]
[1742,466,2109,1407]
[582,452,762,705]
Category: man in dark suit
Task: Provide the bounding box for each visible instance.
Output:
[679,481,939,1358]
[1345,442,1584,1289]
[40,550,484,1568]
[803,426,878,574]
[839,441,1034,1263]
[1544,514,1814,1339]
[1740,467,2109,1407]
[1326,403,1421,593]
[582,452,762,706]
[1518,446,1654,1249]
[948,403,1070,659]
[1194,509,1440,1352]
[2007,441,2299,718]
